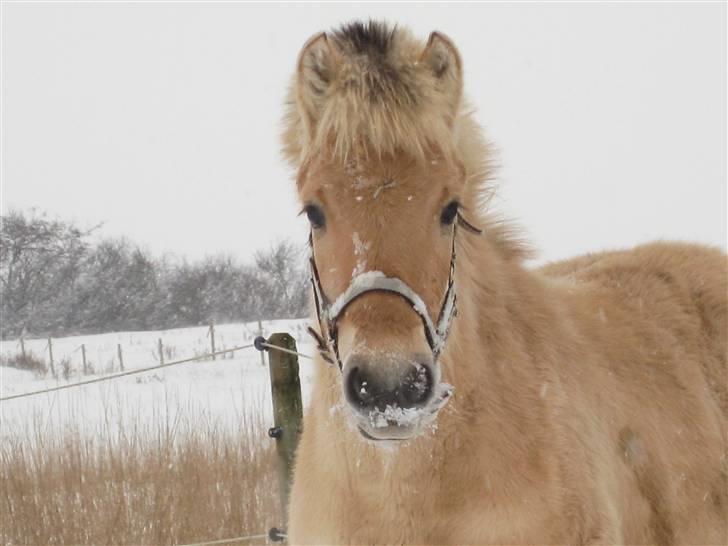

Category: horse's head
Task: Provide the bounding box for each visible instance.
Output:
[283,21,482,442]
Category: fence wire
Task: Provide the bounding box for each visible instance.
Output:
[0,338,315,403]
[179,532,270,546]
[259,342,312,360]
[0,343,256,402]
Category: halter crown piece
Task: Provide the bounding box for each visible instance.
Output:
[307,214,482,370]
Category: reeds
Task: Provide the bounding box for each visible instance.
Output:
[1,394,280,545]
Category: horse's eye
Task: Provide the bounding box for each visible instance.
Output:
[304,204,326,230]
[440,201,460,226]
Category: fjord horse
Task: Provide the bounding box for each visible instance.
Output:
[281,21,727,545]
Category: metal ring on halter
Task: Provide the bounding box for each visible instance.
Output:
[307,213,481,370]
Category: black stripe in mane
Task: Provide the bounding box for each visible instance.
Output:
[332,20,396,57]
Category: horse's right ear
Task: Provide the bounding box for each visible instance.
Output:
[296,32,340,138]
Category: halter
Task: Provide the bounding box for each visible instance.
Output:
[307,214,481,370]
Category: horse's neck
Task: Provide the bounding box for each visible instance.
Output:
[445,238,554,392]
[436,239,563,454]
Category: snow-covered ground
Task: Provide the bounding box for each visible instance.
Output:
[0,319,317,442]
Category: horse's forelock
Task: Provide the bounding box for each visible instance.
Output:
[283,20,465,166]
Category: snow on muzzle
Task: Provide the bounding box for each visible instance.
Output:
[342,352,453,441]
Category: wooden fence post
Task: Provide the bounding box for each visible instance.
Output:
[117,344,124,371]
[209,323,216,361]
[20,337,26,363]
[267,332,303,534]
[47,337,55,378]
[81,344,87,374]
[158,338,164,365]
[258,320,265,367]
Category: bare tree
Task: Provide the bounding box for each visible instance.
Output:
[1,209,308,338]
[0,209,94,337]
[254,240,309,319]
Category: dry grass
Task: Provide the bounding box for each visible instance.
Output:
[1,400,281,545]
[1,351,47,375]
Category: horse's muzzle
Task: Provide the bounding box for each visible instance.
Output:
[345,356,434,411]
[343,354,451,441]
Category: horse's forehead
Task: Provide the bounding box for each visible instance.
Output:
[305,156,452,200]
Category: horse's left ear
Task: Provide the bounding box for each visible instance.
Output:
[419,32,463,120]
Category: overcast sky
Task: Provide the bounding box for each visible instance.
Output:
[2,2,725,264]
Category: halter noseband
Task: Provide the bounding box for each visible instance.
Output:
[307,215,481,370]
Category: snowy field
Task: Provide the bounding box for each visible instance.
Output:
[0,319,317,443]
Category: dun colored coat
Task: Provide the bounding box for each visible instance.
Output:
[281,21,727,545]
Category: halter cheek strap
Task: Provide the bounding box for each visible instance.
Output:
[308,215,479,370]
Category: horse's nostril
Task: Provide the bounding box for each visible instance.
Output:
[346,366,373,409]
[398,364,433,407]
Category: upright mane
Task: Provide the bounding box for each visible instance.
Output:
[282,20,530,261]
[282,21,460,162]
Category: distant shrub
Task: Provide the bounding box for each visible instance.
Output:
[1,352,47,374]
[59,356,72,380]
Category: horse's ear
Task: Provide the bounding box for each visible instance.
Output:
[419,32,463,120]
[296,32,340,138]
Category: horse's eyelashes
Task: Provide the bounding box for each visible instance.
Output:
[440,201,460,226]
[304,204,326,230]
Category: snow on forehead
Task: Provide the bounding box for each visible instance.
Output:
[344,162,401,201]
[345,159,378,190]
[341,154,449,194]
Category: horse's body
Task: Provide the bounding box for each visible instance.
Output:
[282,21,727,545]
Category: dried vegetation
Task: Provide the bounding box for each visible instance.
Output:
[1,402,280,545]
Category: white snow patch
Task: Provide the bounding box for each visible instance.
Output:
[369,405,421,428]
[365,381,454,430]
[329,399,345,417]
[433,382,454,410]
[0,319,317,441]
[345,160,370,190]
[351,232,370,278]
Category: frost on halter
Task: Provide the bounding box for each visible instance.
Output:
[325,271,455,356]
